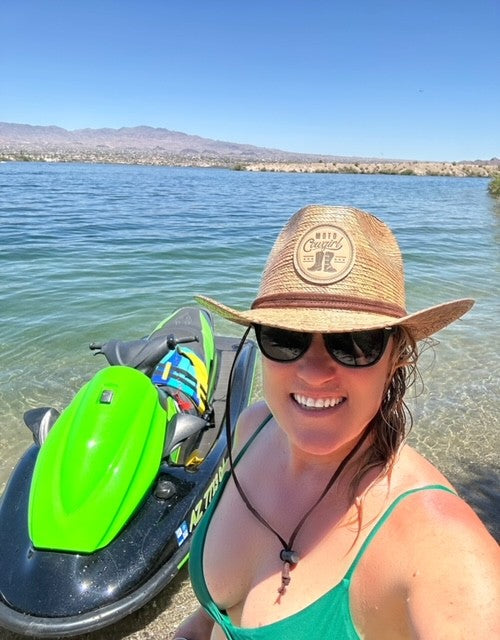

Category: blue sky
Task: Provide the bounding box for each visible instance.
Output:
[1,0,499,161]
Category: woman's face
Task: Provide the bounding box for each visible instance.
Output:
[261,332,394,460]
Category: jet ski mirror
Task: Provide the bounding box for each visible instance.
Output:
[23,407,61,446]
[162,414,208,459]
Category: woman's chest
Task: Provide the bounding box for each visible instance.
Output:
[202,482,378,628]
[202,472,419,640]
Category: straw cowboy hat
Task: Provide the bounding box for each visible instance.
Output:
[196,205,474,341]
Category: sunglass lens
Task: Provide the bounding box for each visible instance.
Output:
[324,330,387,367]
[256,326,310,362]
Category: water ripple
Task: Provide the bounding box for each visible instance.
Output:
[0,163,498,494]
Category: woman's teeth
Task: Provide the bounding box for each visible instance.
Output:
[293,394,344,409]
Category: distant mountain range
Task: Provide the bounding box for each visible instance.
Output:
[0,122,497,168]
[0,121,435,164]
[0,121,358,163]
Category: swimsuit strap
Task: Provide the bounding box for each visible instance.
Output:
[225,418,457,589]
[232,413,273,467]
[345,484,457,580]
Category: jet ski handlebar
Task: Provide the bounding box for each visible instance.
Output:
[89,334,199,376]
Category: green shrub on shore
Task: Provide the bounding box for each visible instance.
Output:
[488,175,500,197]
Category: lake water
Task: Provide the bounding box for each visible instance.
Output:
[0,162,498,537]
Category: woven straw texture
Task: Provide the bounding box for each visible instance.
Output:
[196,205,474,340]
[258,205,403,307]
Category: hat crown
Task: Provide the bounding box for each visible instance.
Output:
[196,203,474,340]
[256,205,406,315]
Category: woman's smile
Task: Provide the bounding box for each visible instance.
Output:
[292,393,346,410]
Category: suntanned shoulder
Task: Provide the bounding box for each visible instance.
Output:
[388,485,500,638]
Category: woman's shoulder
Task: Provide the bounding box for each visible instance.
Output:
[390,484,499,635]
[231,401,272,456]
[385,445,494,548]
[387,473,495,546]
[372,446,500,635]
[358,471,499,638]
[356,446,499,636]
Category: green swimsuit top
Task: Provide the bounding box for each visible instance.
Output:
[189,415,455,639]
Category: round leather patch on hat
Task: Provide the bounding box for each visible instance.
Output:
[293,225,355,284]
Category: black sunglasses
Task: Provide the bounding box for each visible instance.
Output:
[254,325,393,368]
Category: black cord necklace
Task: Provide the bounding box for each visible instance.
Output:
[225,328,372,597]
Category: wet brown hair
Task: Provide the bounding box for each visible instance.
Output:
[352,326,420,493]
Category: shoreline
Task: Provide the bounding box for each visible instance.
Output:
[0,152,498,178]
[241,160,499,178]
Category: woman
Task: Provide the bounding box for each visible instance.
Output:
[173,205,499,639]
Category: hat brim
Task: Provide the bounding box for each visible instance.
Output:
[195,295,474,342]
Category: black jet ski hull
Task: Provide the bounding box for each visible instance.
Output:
[0,337,256,637]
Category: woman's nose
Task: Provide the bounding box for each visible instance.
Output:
[296,334,338,382]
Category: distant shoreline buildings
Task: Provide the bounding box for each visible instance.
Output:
[0,122,498,177]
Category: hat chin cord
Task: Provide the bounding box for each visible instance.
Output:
[225,326,373,599]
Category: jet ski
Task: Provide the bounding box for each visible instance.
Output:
[0,306,257,637]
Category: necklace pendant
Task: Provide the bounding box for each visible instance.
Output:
[278,561,291,596]
[280,548,300,565]
[277,550,299,597]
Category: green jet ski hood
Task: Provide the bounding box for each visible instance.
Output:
[28,366,176,553]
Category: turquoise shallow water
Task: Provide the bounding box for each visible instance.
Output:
[0,162,498,536]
